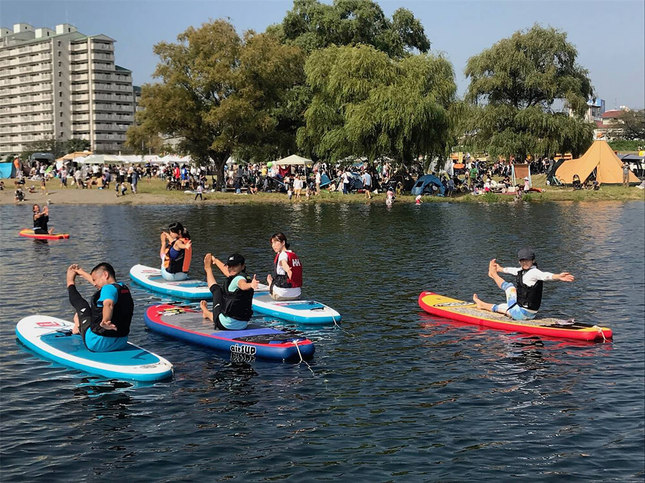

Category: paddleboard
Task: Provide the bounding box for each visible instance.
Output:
[19,228,69,240]
[130,264,212,300]
[418,291,612,342]
[252,293,341,324]
[144,304,315,362]
[16,315,173,381]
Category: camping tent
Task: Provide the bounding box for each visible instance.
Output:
[556,140,640,184]
[0,162,15,179]
[411,174,445,196]
[273,154,313,166]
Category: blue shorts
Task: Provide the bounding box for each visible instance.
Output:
[492,282,538,321]
[85,329,129,352]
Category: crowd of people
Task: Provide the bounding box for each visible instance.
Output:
[10,149,636,204]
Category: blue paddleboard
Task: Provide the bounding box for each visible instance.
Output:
[144,304,315,362]
[16,315,173,382]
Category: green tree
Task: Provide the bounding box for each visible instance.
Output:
[610,109,645,140]
[135,20,304,188]
[464,25,595,159]
[298,44,455,165]
[272,0,430,58]
[65,138,91,153]
[125,124,165,155]
[21,137,66,161]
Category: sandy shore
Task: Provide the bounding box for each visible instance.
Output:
[0,181,212,206]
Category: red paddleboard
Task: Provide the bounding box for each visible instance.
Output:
[418,291,612,342]
[19,229,70,240]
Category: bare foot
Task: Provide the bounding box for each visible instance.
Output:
[488,259,498,278]
[71,313,80,335]
[473,293,485,310]
[199,300,212,321]
[66,264,78,286]
[267,274,273,285]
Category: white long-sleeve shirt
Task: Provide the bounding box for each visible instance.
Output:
[503,266,555,286]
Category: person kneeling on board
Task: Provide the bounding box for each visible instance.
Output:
[159,222,192,281]
[266,232,302,301]
[473,247,574,321]
[200,253,259,330]
[32,204,53,234]
[67,263,134,352]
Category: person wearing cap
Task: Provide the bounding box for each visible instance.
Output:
[199,252,259,330]
[472,248,574,321]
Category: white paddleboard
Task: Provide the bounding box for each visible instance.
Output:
[16,315,173,382]
[252,294,341,324]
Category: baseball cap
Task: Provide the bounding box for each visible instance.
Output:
[517,247,535,261]
[225,253,245,266]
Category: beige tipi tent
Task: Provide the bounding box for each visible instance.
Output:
[556,140,639,184]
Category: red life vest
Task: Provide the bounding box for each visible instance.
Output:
[273,250,302,288]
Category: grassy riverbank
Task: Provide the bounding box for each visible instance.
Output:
[2,174,643,205]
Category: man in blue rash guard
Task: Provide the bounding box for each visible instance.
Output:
[67,262,134,352]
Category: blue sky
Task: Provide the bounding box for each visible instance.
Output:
[2,0,643,109]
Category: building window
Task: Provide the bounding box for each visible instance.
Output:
[59,102,63,107]
[59,82,62,87]
[59,91,62,97]
[60,122,64,127]
[58,51,61,57]
[58,41,61,47]
[58,72,62,77]
[58,61,62,67]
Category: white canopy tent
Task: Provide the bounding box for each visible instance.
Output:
[273,154,313,166]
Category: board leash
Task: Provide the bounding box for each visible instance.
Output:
[293,339,315,376]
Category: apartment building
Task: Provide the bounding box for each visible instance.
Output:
[0,23,135,156]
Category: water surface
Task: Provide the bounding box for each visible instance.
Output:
[1,201,643,480]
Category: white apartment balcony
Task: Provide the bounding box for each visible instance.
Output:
[18,53,52,65]
[71,114,90,122]
[14,93,53,104]
[0,68,19,78]
[92,73,113,82]
[92,53,114,62]
[91,42,114,52]
[19,103,52,114]
[72,103,90,112]
[70,64,89,73]
[71,53,89,63]
[71,83,89,93]
[18,63,51,74]
[71,94,90,102]
[71,74,89,82]
[92,62,114,72]
[94,113,134,122]
[70,44,88,53]
[72,122,91,131]
[95,133,126,141]
[18,83,50,94]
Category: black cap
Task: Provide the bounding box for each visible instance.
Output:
[517,247,535,261]
[225,253,245,266]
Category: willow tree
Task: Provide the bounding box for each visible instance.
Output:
[464,25,595,159]
[298,44,455,165]
[271,0,430,57]
[132,20,304,187]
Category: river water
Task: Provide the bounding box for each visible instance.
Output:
[1,201,643,481]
